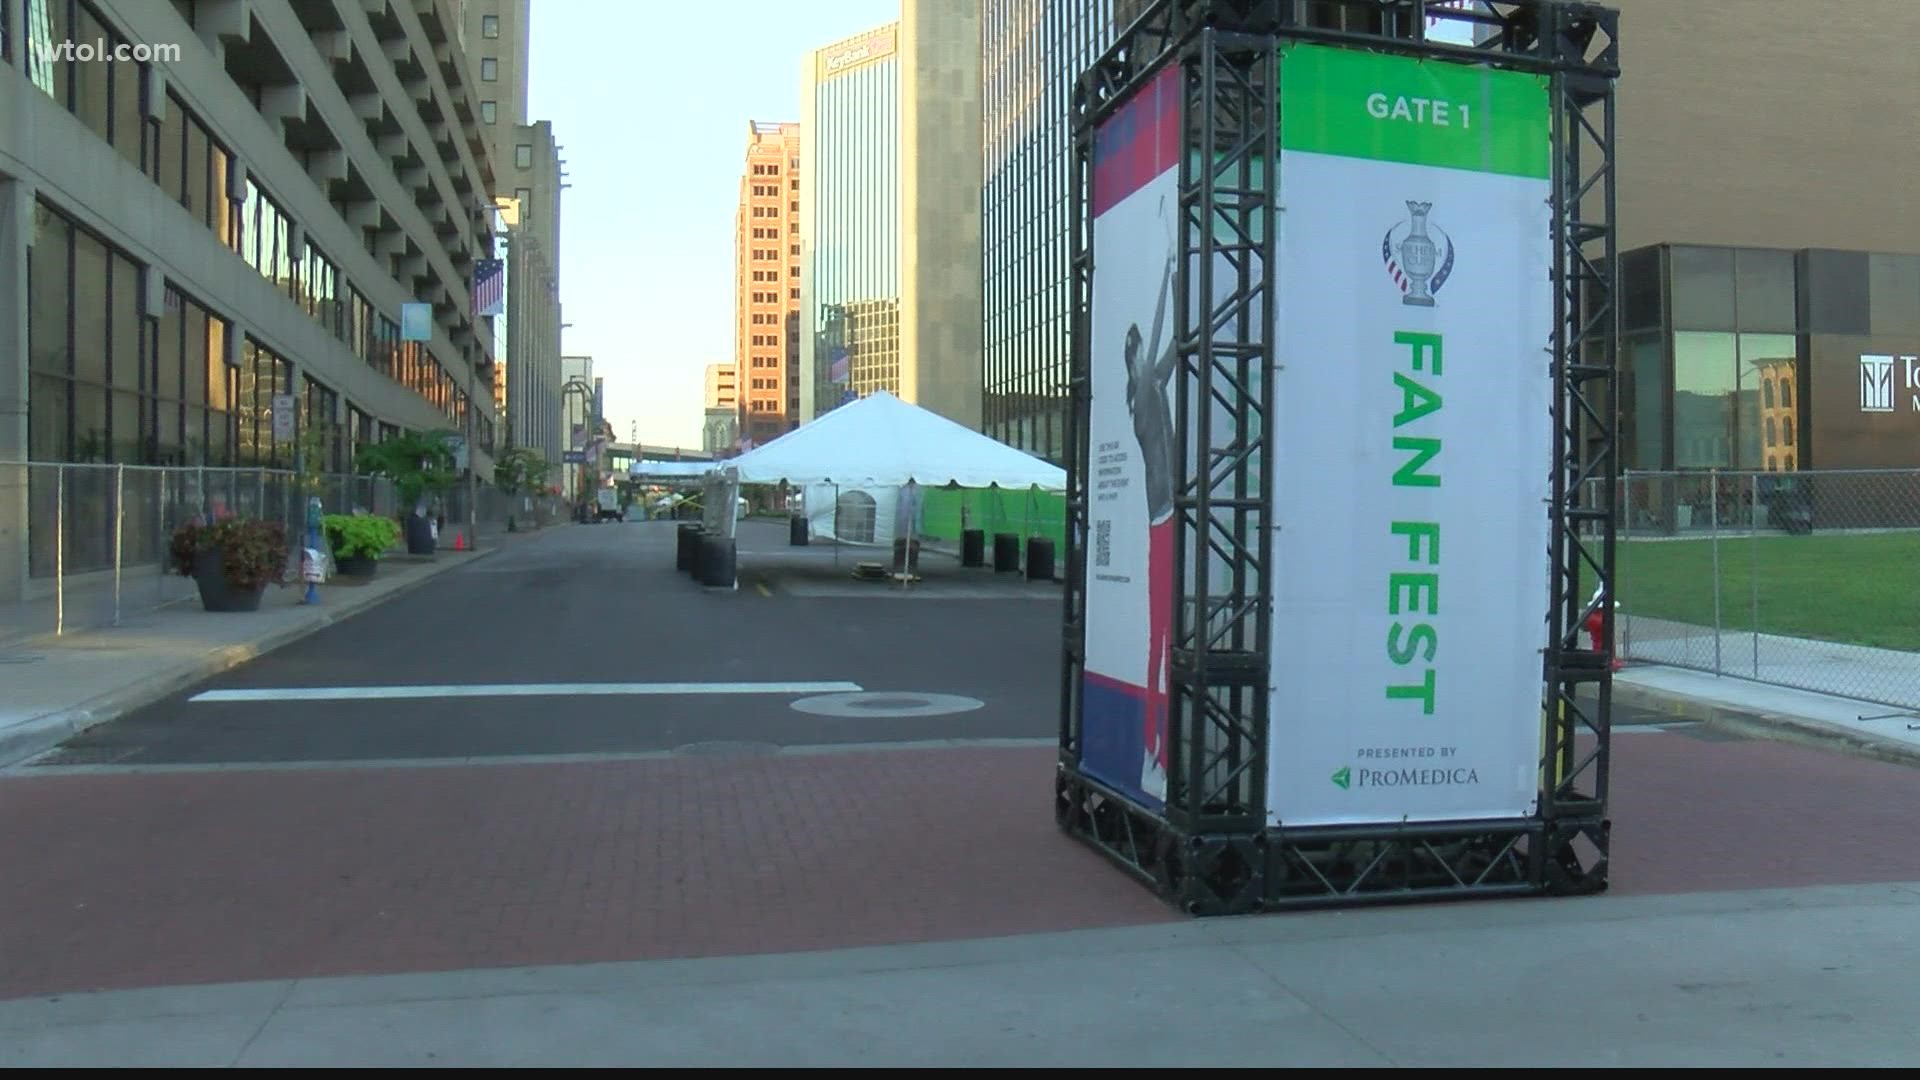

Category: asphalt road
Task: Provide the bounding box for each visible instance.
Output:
[33,521,1064,766]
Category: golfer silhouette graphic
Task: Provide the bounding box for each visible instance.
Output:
[1126,230,1178,801]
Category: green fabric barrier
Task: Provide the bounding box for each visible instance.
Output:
[918,485,1066,554]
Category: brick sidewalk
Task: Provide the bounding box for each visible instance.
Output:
[5,734,1920,1001]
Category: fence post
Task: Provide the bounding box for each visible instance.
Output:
[157,466,168,605]
[1709,468,1722,674]
[55,465,65,637]
[113,463,125,628]
[1749,472,1761,677]
[1619,472,1632,660]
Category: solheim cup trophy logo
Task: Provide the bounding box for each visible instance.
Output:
[1382,200,1455,307]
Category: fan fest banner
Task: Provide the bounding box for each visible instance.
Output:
[1267,44,1554,826]
[1081,66,1181,808]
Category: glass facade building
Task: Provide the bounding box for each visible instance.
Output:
[802,27,901,420]
[981,0,1116,464]
[1615,245,1920,475]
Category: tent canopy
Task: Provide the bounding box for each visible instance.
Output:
[722,391,1066,491]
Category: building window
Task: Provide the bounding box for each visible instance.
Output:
[481,101,497,124]
[515,186,532,214]
[515,143,531,169]
[482,13,500,37]
[481,57,499,81]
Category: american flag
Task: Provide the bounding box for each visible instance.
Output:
[471,258,505,317]
[1381,229,1408,296]
[829,347,850,384]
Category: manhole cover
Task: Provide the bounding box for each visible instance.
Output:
[673,740,781,758]
[789,692,985,719]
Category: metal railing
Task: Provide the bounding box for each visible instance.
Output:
[1,461,565,642]
[1594,469,1920,711]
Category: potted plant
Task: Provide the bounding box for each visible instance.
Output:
[169,515,290,612]
[355,431,458,555]
[322,512,401,579]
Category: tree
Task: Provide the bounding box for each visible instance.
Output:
[355,430,457,514]
[491,446,551,497]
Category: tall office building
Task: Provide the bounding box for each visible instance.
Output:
[458,0,529,183]
[460,0,561,468]
[497,120,562,465]
[981,0,1116,463]
[732,120,801,446]
[2,0,503,600]
[799,2,983,429]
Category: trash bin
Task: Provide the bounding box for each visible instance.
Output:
[700,535,736,588]
[993,532,1021,573]
[893,537,921,574]
[1025,537,1055,581]
[961,529,986,568]
[689,528,708,579]
[789,515,810,546]
[677,522,700,571]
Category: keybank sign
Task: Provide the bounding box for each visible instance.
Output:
[1859,354,1920,413]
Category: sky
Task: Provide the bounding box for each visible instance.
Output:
[527,0,901,451]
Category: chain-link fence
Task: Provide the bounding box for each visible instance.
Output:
[1,461,567,642]
[1599,469,1920,711]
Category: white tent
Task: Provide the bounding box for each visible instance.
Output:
[723,391,1066,490]
[721,391,1066,552]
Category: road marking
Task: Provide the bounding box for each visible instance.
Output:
[7,738,1057,776]
[189,681,865,703]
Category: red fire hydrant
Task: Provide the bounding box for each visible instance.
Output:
[1585,604,1624,671]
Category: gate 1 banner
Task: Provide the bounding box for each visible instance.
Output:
[1082,65,1181,808]
[1268,43,1554,827]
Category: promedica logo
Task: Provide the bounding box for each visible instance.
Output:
[1333,765,1481,789]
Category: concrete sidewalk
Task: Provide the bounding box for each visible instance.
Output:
[3,881,1915,1067]
[0,536,527,768]
[1615,664,1920,767]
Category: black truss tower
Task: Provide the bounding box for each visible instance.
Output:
[1058,0,1620,915]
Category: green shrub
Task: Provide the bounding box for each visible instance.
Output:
[322,513,402,560]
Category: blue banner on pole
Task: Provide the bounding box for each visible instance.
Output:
[400,302,434,341]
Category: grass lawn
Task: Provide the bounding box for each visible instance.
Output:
[1617,532,1920,652]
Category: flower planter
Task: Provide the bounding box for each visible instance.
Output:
[191,548,267,612]
[333,553,379,579]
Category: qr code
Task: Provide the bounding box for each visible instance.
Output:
[1094,520,1112,567]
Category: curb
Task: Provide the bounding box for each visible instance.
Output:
[1611,675,1920,770]
[0,544,503,770]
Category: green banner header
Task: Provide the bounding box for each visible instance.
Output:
[1279,43,1550,179]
